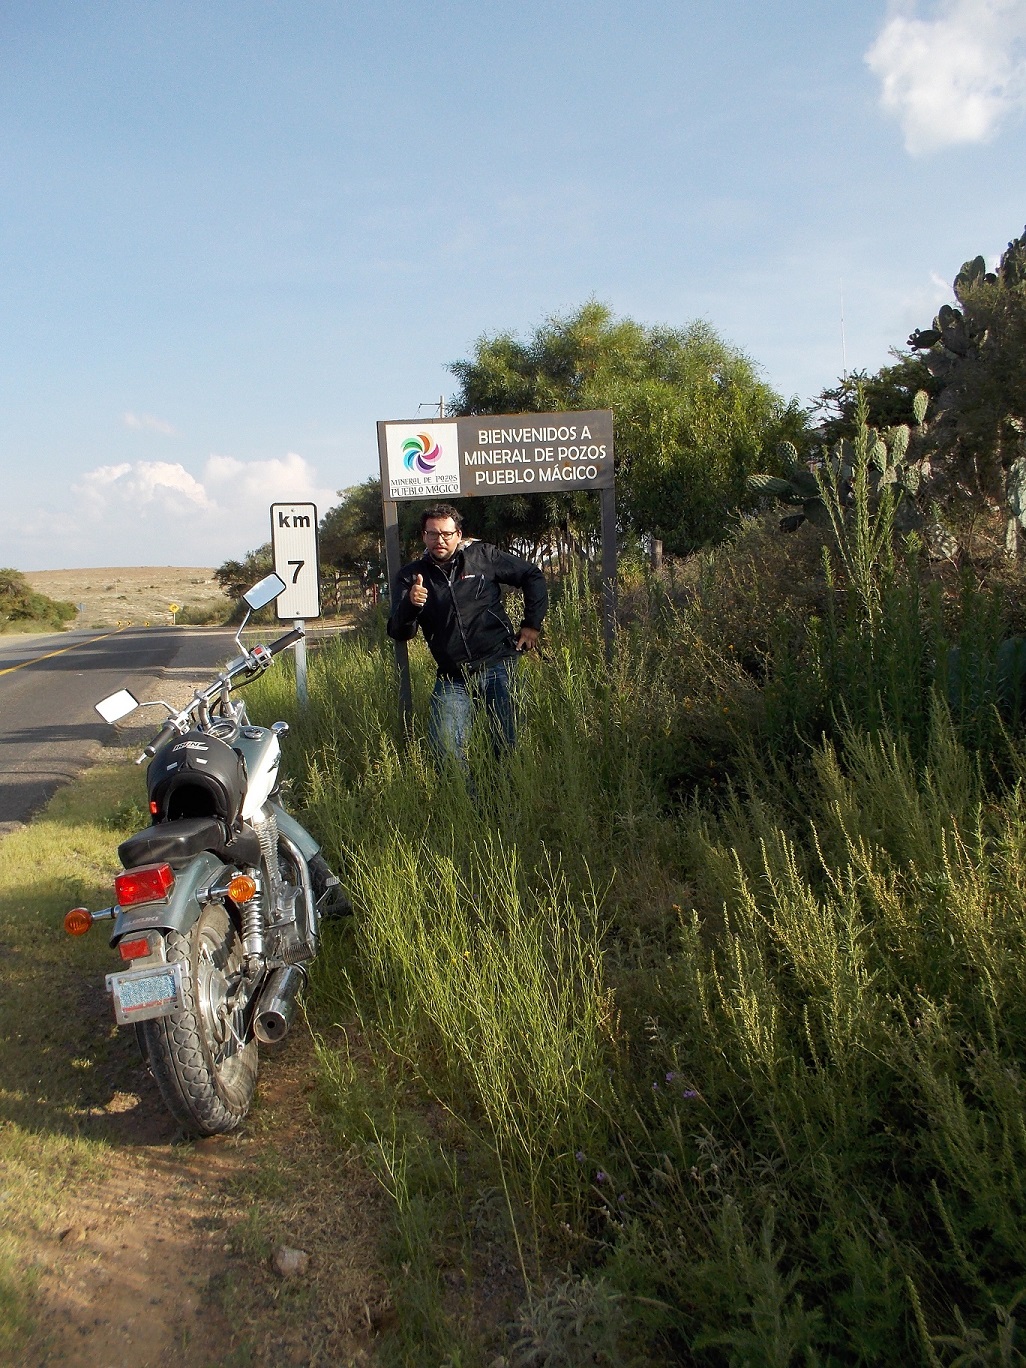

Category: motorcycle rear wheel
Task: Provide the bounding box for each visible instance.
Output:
[139,902,258,1136]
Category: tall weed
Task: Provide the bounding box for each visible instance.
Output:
[246,530,1026,1363]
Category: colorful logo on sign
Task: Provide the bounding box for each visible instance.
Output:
[402,432,443,474]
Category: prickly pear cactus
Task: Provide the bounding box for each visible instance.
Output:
[749,392,930,533]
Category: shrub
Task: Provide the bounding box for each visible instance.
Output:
[244,498,1026,1362]
[0,569,76,631]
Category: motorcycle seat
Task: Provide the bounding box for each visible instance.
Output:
[119,817,235,869]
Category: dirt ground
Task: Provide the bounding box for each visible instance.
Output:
[23,569,227,629]
[21,1030,391,1368]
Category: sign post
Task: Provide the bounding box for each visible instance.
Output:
[270,502,320,708]
[376,410,616,727]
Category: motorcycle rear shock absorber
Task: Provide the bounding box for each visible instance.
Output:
[254,810,282,899]
[240,873,268,964]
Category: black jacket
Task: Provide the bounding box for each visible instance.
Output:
[386,540,547,678]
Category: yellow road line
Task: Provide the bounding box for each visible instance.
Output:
[0,628,127,677]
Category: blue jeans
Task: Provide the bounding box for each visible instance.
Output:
[429,654,518,765]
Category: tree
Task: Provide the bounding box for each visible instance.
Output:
[907,226,1026,549]
[318,479,389,611]
[222,304,806,582]
[811,351,941,447]
[213,544,274,600]
[448,301,808,556]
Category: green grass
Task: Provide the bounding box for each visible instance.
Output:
[241,512,1026,1365]
[0,758,146,1353]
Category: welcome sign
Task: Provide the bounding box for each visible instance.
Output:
[378,410,614,500]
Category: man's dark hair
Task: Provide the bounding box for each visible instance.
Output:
[420,503,464,533]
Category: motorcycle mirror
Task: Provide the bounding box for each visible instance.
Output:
[95,689,140,724]
[243,574,286,613]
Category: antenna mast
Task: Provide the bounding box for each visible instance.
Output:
[840,283,848,381]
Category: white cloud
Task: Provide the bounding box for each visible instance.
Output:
[202,451,334,515]
[122,411,179,435]
[866,0,1026,153]
[75,461,211,514]
[43,453,339,566]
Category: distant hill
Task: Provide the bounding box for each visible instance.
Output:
[22,568,225,629]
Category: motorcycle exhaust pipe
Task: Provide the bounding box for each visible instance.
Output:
[253,964,306,1044]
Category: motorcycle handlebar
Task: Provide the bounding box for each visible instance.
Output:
[268,628,304,656]
[142,720,179,760]
[133,629,304,762]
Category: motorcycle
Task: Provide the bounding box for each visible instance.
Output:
[64,573,342,1136]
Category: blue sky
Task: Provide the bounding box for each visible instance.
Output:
[2,0,1024,570]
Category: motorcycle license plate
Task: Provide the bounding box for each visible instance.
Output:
[106,962,184,1025]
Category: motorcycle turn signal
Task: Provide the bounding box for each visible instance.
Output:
[227,873,258,904]
[64,906,114,935]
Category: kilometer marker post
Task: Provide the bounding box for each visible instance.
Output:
[292,619,309,708]
[270,502,321,711]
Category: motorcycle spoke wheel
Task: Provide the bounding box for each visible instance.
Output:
[139,903,258,1137]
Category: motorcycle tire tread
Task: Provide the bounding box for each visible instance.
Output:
[139,906,258,1137]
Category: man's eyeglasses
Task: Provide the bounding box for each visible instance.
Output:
[425,529,460,540]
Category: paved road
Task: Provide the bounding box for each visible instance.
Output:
[0,626,239,828]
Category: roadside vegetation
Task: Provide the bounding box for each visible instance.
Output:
[0,764,148,1358]
[0,568,75,633]
[236,225,1026,1364]
[248,477,1026,1363]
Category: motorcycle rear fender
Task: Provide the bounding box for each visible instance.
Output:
[109,850,227,946]
[270,802,320,862]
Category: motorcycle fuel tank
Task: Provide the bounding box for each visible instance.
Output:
[233,726,281,820]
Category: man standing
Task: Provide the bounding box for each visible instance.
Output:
[386,504,547,762]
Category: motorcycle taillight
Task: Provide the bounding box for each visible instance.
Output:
[115,864,175,907]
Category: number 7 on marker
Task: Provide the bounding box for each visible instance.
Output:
[288,560,304,584]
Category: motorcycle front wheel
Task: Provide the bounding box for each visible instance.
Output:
[139,902,258,1136]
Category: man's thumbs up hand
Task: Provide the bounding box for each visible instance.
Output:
[409,573,428,608]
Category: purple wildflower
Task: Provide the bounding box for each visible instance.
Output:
[595,1170,607,1184]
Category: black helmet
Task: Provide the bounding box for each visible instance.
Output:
[147,730,245,826]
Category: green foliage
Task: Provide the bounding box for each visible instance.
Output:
[0,568,76,631]
[508,1274,633,1367]
[448,300,811,555]
[812,350,941,447]
[751,388,930,555]
[749,443,831,533]
[224,301,810,579]
[213,543,274,600]
[240,517,1026,1363]
[0,760,149,1354]
[317,477,392,609]
[908,226,1026,521]
[174,600,231,625]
